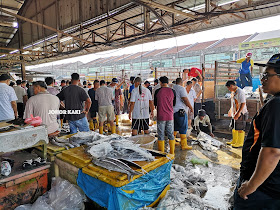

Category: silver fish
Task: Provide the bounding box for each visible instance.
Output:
[50,138,66,147]
[118,158,147,174]
[93,158,136,181]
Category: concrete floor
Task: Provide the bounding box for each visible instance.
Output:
[116,120,242,209]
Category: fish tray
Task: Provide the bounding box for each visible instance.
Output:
[82,153,174,187]
[128,135,156,150]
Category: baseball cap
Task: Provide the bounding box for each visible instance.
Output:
[246,52,252,58]
[0,74,11,81]
[112,78,118,83]
[255,54,280,68]
[198,109,206,117]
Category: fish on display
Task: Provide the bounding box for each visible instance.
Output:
[118,158,147,174]
[110,141,155,162]
[93,157,142,181]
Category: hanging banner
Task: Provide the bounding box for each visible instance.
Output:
[239,37,280,50]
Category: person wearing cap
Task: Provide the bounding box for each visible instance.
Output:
[14,80,28,119]
[173,78,194,150]
[154,76,176,155]
[57,73,91,134]
[225,80,249,148]
[95,80,115,134]
[108,78,124,127]
[234,52,254,88]
[144,81,152,94]
[234,54,280,208]
[194,109,214,137]
[0,74,18,121]
[182,67,202,83]
[24,81,60,135]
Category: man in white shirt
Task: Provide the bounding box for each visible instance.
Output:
[225,80,249,148]
[0,74,18,121]
[129,77,154,136]
[186,81,196,128]
[24,81,60,135]
[173,78,193,150]
[14,80,28,119]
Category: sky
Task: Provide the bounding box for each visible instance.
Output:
[27,14,280,70]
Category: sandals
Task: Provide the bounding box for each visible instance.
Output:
[22,157,46,169]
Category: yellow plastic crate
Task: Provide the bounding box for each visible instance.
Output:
[82,153,174,187]
[56,146,92,168]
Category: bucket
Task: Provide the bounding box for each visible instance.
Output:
[128,135,156,149]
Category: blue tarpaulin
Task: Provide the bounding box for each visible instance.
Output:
[77,160,173,210]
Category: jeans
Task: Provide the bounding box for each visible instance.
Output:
[234,177,280,210]
[157,120,174,141]
[240,73,252,88]
[69,117,90,134]
[174,112,188,134]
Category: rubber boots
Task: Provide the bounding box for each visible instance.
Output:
[99,126,103,135]
[174,131,180,146]
[111,126,116,134]
[227,129,238,145]
[232,130,245,148]
[158,140,165,153]
[89,120,94,130]
[115,115,119,126]
[180,134,192,150]
[93,119,98,131]
[169,140,175,154]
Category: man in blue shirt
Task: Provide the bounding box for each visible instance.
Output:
[234,52,254,88]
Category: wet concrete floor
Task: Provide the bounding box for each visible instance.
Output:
[116,121,242,210]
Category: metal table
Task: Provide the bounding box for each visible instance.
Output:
[0,125,49,159]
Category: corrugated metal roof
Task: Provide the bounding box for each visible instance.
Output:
[250,29,280,42]
[214,35,251,48]
[142,48,168,58]
[184,40,218,52]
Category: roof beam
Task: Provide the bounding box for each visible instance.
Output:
[138,0,196,19]
[0,30,15,34]
[0,5,19,11]
[0,15,16,22]
[0,59,25,63]
[0,52,43,57]
[210,2,247,21]
[0,8,96,46]
[0,46,53,54]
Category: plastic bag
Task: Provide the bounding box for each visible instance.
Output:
[24,114,42,127]
[48,177,85,210]
[15,177,85,210]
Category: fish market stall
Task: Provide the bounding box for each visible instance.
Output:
[51,131,174,209]
[0,124,50,209]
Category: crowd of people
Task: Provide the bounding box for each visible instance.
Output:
[0,68,212,153]
[1,52,280,208]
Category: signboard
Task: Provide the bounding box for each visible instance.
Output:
[239,38,280,50]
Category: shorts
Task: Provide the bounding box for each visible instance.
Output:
[231,112,249,131]
[114,102,121,116]
[132,119,149,131]
[174,112,188,134]
[98,105,115,123]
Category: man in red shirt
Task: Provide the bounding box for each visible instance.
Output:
[183,67,202,82]
[154,76,176,154]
